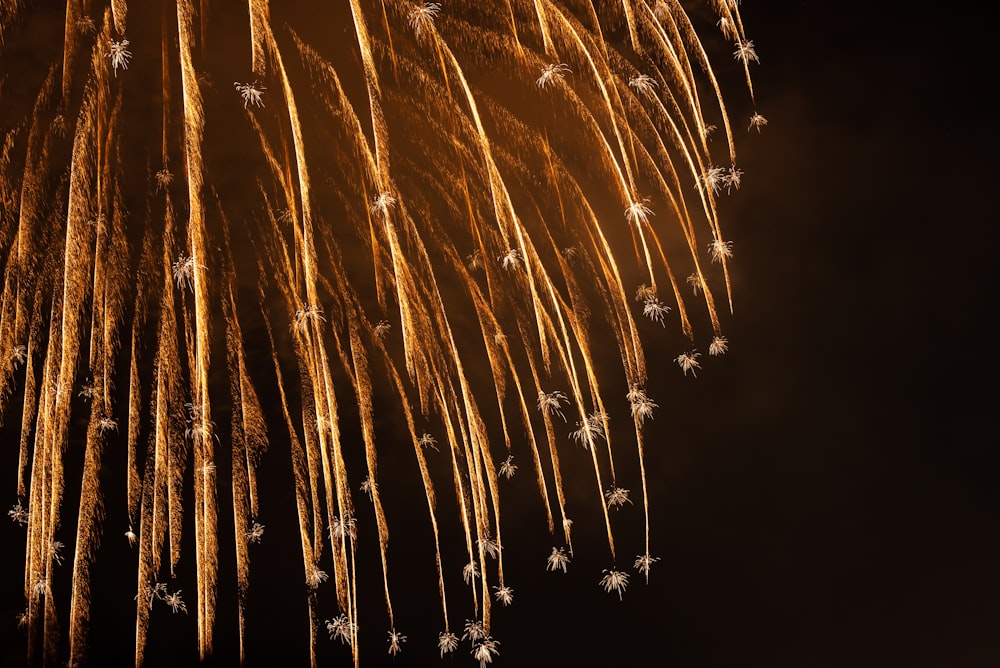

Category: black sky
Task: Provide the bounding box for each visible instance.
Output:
[3,2,998,667]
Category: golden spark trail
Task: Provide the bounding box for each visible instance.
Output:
[176,0,219,657]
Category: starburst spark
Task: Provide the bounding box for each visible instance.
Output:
[634,553,661,581]
[438,631,459,657]
[164,590,187,614]
[628,74,659,98]
[625,197,654,226]
[546,547,571,573]
[642,297,671,326]
[709,238,734,262]
[472,637,501,667]
[709,336,729,356]
[734,39,760,65]
[536,63,571,88]
[599,569,630,600]
[571,411,608,449]
[408,2,441,38]
[387,630,407,655]
[750,112,769,133]
[675,350,703,377]
[604,487,633,509]
[106,39,131,76]
[493,585,514,605]
[537,390,569,422]
[499,455,518,479]
[247,522,265,544]
[477,535,501,559]
[462,619,487,642]
[326,614,357,645]
[330,516,357,543]
[627,386,658,423]
[306,568,328,590]
[462,560,479,585]
[10,345,27,368]
[234,81,266,108]
[8,502,28,525]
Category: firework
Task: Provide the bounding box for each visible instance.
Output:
[0,1,763,665]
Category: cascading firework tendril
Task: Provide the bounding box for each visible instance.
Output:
[0,0,765,665]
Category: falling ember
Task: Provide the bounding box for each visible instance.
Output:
[0,1,764,665]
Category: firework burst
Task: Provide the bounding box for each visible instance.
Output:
[0,1,763,664]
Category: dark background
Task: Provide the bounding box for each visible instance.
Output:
[3,1,998,666]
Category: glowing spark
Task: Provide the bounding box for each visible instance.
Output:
[106,39,132,76]
[369,191,397,218]
[733,40,760,65]
[536,63,571,89]
[537,390,569,422]
[498,248,522,271]
[330,516,357,542]
[546,547,570,573]
[78,379,95,401]
[438,631,459,657]
[326,615,357,645]
[675,351,703,377]
[709,239,734,262]
[718,17,736,40]
[8,502,28,525]
[634,553,661,580]
[570,412,608,450]
[154,169,174,191]
[172,255,201,291]
[625,198,654,226]
[725,166,744,193]
[698,166,728,195]
[164,591,188,614]
[462,560,479,585]
[293,305,326,334]
[750,112,769,132]
[499,455,517,479]
[477,535,500,559]
[387,630,406,655]
[628,74,659,98]
[599,569,629,600]
[247,522,265,544]
[709,336,729,356]
[408,3,441,38]
[234,81,266,108]
[493,585,514,605]
[50,540,65,565]
[687,273,704,296]
[462,619,486,642]
[10,345,27,368]
[417,432,439,451]
[306,568,329,590]
[627,386,658,423]
[472,637,500,666]
[642,297,671,326]
[604,487,633,510]
[360,477,377,497]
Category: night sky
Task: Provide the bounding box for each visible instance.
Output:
[2,2,998,667]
